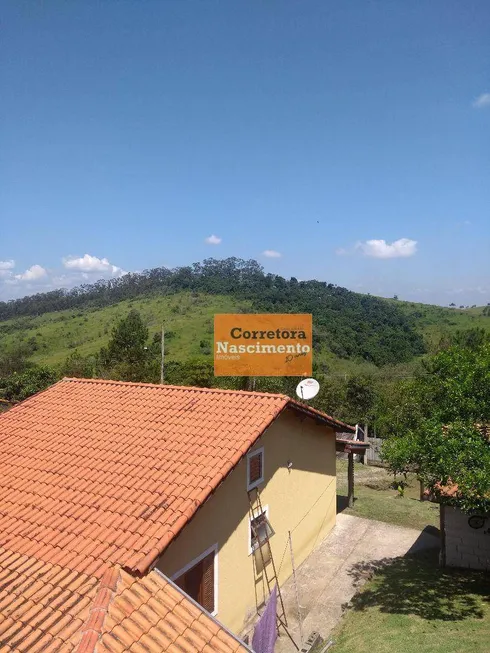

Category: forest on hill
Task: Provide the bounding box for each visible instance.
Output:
[1,258,490,433]
[1,257,425,366]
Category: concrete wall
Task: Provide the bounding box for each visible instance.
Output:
[156,408,337,635]
[443,505,490,571]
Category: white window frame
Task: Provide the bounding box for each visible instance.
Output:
[248,504,270,555]
[170,543,219,616]
[247,446,264,491]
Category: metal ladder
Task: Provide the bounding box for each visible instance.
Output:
[248,486,296,646]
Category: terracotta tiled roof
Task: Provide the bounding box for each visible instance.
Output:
[93,567,246,653]
[424,481,460,501]
[0,377,351,578]
[0,547,97,651]
[0,378,349,650]
[0,552,247,652]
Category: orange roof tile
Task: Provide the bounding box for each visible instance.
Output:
[0,378,349,650]
[0,548,96,652]
[94,568,247,653]
[424,481,460,501]
[0,378,351,576]
[0,553,248,652]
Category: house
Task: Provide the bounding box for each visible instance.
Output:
[428,484,490,572]
[426,425,490,573]
[440,504,490,571]
[0,378,354,648]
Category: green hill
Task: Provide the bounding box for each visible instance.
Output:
[387,299,490,349]
[1,258,489,374]
[0,293,247,366]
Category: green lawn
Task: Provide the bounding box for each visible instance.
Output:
[331,548,490,653]
[334,462,489,653]
[336,459,440,531]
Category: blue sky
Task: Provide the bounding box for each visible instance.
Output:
[1,1,489,305]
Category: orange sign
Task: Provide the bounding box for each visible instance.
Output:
[214,314,312,377]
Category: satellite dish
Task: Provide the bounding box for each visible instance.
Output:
[296,378,320,401]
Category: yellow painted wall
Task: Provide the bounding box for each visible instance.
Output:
[156,408,337,635]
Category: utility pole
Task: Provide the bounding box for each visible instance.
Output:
[160,326,165,384]
[347,452,354,507]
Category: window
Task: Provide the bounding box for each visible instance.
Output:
[249,506,274,554]
[247,447,264,490]
[172,545,217,614]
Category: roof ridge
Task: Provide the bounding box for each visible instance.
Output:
[75,565,121,653]
[61,377,290,400]
[3,377,354,433]
[288,398,354,431]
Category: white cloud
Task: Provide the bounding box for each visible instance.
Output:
[0,260,15,279]
[204,235,222,245]
[14,264,48,281]
[356,238,417,259]
[0,255,130,301]
[335,247,347,256]
[62,254,125,276]
[262,250,282,258]
[472,93,490,109]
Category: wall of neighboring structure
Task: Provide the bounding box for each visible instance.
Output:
[442,505,490,571]
[156,408,337,635]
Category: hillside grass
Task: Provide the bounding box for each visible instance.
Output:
[387,299,490,349]
[0,293,250,366]
[1,291,490,371]
[0,292,385,374]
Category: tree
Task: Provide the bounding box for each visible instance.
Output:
[344,376,377,424]
[0,366,59,402]
[435,328,489,354]
[382,342,490,513]
[61,351,96,378]
[374,378,423,438]
[99,310,152,382]
[450,327,488,351]
[165,358,214,388]
[106,310,149,364]
[0,342,36,376]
